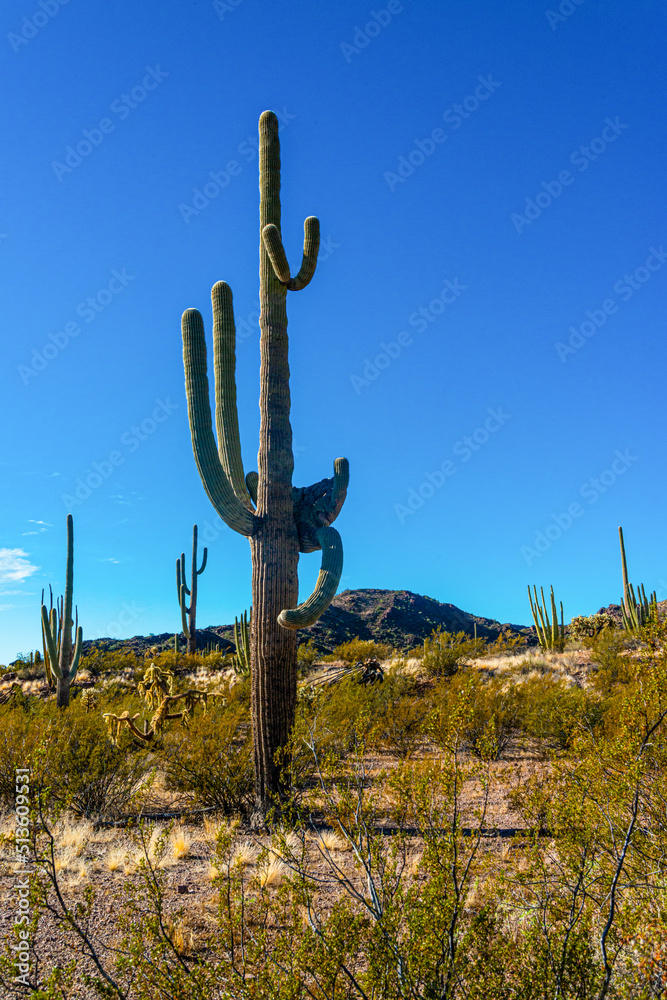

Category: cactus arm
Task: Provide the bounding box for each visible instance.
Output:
[261,224,291,283]
[278,526,343,629]
[528,585,547,649]
[179,584,191,640]
[262,217,320,291]
[70,625,83,682]
[41,605,63,678]
[245,471,258,505]
[177,554,191,597]
[182,308,257,537]
[198,546,208,575]
[212,281,255,512]
[289,216,320,291]
[619,526,631,618]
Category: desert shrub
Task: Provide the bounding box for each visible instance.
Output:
[481,629,527,657]
[324,638,393,664]
[160,702,254,816]
[0,702,152,819]
[297,638,321,672]
[422,628,485,678]
[372,696,426,759]
[588,627,635,693]
[429,672,519,760]
[518,676,604,750]
[77,646,143,677]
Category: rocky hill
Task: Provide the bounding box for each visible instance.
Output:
[79,588,533,658]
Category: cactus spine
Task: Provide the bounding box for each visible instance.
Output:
[177,524,208,655]
[40,514,83,708]
[233,609,251,676]
[528,584,566,652]
[619,526,657,632]
[181,111,349,817]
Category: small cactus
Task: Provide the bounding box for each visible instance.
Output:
[233,609,251,676]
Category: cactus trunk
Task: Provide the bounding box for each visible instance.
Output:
[41,514,83,709]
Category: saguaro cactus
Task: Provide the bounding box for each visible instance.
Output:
[177,524,208,654]
[40,513,83,708]
[181,111,349,817]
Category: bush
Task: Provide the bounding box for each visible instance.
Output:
[160,702,254,816]
[422,628,485,678]
[0,702,153,819]
[429,672,519,760]
[518,676,604,750]
[324,638,393,664]
[372,696,426,759]
[568,613,616,642]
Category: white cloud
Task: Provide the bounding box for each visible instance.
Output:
[102,558,121,564]
[0,549,40,583]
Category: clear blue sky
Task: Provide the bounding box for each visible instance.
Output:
[1,0,665,663]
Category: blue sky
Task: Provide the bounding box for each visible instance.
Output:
[1,0,665,663]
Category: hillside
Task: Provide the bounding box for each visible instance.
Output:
[79,588,533,657]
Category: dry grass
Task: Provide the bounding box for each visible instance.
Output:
[316,829,348,853]
[105,847,128,872]
[232,839,259,867]
[170,825,192,860]
[256,856,286,887]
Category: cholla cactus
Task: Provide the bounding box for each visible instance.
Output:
[137,663,175,710]
[104,688,224,746]
[569,613,616,640]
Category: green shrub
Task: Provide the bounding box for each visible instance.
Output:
[160,702,254,816]
[422,628,485,678]
[0,702,153,819]
[372,696,426,759]
[429,672,519,760]
[324,638,392,664]
[518,676,604,750]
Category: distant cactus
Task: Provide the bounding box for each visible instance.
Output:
[528,585,566,652]
[619,526,657,633]
[177,524,208,654]
[40,514,83,708]
[233,609,251,676]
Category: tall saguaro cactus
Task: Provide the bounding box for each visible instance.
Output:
[181,111,349,817]
[40,514,83,709]
[177,524,208,654]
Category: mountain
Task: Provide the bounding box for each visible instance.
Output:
[78,588,533,657]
